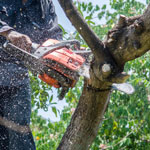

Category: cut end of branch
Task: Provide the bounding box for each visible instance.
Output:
[117,15,127,28]
[102,64,111,78]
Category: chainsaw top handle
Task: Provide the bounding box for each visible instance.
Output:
[33,39,80,58]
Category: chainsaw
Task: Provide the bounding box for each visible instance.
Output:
[3,39,134,100]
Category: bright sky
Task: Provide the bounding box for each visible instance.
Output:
[39,0,147,122]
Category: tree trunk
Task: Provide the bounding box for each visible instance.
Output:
[57,80,111,150]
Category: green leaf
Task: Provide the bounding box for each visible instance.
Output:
[98,11,105,20]
[95,5,100,11]
[49,95,53,103]
[102,4,106,10]
[59,24,67,35]
[85,15,92,20]
[52,107,57,117]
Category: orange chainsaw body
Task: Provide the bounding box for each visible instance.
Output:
[39,39,85,88]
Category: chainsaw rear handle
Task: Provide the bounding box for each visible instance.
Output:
[33,39,81,58]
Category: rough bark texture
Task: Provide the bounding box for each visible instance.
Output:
[57,80,111,150]
[57,1,150,150]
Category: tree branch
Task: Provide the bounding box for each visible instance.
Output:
[105,4,150,66]
[58,0,106,59]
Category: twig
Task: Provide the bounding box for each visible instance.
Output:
[104,132,133,149]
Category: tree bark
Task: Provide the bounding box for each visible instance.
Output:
[57,80,111,150]
[57,1,150,149]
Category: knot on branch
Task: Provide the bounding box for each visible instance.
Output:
[106,29,123,49]
[106,15,144,47]
[127,15,141,26]
[91,60,128,84]
[100,64,129,83]
[129,19,144,50]
[106,15,127,47]
[117,15,127,28]
[101,64,111,78]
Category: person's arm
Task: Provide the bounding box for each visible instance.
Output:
[0,20,32,52]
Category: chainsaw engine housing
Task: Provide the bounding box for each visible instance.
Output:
[38,39,85,89]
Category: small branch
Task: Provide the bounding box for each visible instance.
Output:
[105,132,133,149]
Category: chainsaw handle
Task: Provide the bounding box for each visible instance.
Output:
[33,40,81,58]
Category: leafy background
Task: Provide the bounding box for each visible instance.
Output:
[30,0,150,149]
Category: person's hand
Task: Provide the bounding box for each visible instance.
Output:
[6,31,32,52]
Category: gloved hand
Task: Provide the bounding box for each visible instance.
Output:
[6,30,32,52]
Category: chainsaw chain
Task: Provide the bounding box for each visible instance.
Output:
[43,59,80,81]
[42,65,72,87]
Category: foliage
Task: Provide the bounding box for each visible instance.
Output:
[30,0,150,149]
[30,78,83,149]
